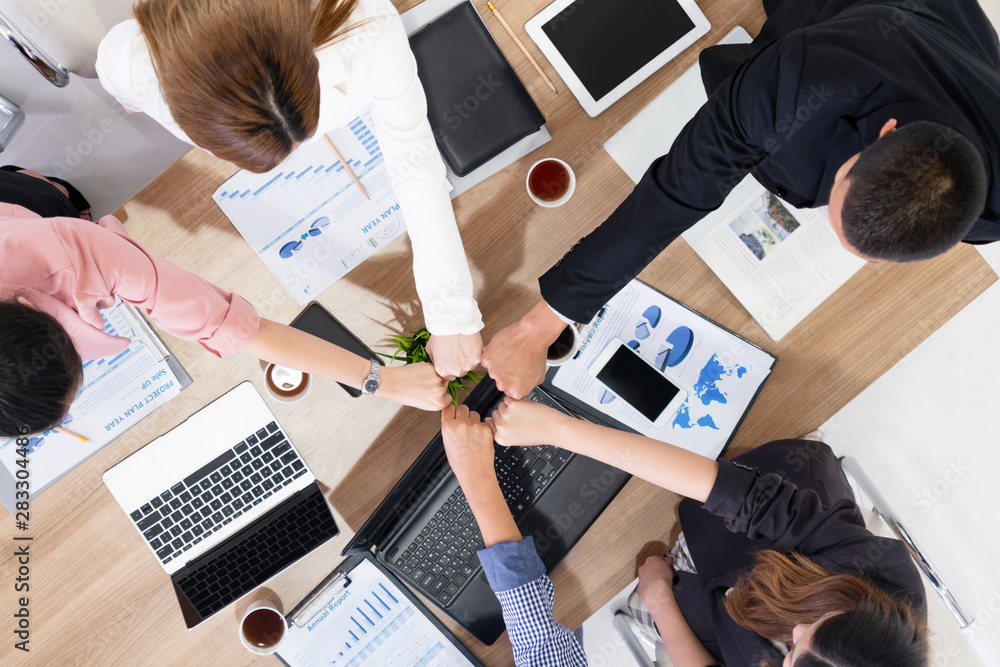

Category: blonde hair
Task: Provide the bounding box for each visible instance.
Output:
[135,0,360,172]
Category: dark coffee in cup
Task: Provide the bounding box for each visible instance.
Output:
[528,159,571,202]
[547,325,577,360]
[242,607,285,649]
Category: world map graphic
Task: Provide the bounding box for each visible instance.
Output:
[672,354,748,430]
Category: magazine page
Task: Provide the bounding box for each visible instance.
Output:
[690,187,866,340]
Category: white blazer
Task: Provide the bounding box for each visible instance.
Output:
[96,0,483,336]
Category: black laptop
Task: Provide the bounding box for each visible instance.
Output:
[342,376,630,644]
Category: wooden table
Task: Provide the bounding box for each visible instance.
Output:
[4,0,996,664]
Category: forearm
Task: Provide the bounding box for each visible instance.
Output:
[538,182,691,324]
[460,471,521,547]
[554,416,718,502]
[650,596,717,667]
[243,318,370,390]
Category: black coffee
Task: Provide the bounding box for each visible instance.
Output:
[547,326,576,360]
[242,608,285,648]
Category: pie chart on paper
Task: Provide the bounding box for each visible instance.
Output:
[655,326,694,370]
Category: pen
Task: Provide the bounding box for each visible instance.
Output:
[486,2,558,95]
[324,135,370,199]
[55,426,88,443]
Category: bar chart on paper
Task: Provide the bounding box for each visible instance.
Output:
[279,559,473,667]
[213,109,408,304]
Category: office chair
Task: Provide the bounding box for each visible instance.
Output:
[840,457,973,629]
[0,0,133,87]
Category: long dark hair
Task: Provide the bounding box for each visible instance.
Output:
[725,550,927,666]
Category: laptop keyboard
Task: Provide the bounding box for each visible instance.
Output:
[175,486,338,620]
[128,421,308,565]
[393,441,573,607]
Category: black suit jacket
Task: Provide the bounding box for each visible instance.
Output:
[540,0,1000,322]
[675,440,926,665]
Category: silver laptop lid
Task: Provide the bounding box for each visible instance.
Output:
[103,381,315,575]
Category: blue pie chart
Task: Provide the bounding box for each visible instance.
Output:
[655,326,694,370]
[279,240,303,259]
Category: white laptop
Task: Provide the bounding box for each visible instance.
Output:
[104,382,339,627]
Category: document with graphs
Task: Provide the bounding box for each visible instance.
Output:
[0,302,190,513]
[213,109,406,305]
[278,556,480,667]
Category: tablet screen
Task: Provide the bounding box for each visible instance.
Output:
[541,0,696,101]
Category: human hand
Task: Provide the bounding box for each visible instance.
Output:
[441,404,496,486]
[482,302,565,399]
[487,396,570,448]
[637,555,676,612]
[426,332,483,381]
[378,362,451,411]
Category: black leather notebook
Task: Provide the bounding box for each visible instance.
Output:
[409,1,545,176]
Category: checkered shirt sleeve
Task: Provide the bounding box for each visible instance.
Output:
[493,574,587,666]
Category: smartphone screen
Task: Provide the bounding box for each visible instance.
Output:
[290,302,382,398]
[595,345,680,421]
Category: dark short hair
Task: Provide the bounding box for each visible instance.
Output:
[841,121,987,261]
[0,302,82,437]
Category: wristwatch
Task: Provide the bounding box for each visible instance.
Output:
[361,359,380,395]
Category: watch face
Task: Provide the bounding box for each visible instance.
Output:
[363,378,379,394]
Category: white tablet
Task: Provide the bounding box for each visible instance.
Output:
[525,0,711,117]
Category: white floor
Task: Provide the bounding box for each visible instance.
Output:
[0,46,187,217]
[3,43,998,667]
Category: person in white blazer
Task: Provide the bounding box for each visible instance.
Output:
[97,0,484,381]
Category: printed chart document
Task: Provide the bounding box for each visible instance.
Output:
[687,181,867,341]
[279,558,476,667]
[551,281,775,459]
[0,303,190,512]
[213,109,406,305]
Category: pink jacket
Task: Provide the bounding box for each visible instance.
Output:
[0,204,259,360]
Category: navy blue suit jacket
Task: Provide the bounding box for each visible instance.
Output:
[541,0,1000,322]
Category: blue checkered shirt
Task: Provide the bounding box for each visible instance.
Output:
[479,537,587,666]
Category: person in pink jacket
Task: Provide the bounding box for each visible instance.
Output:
[0,170,450,437]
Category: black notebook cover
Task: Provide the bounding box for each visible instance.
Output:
[409,2,545,176]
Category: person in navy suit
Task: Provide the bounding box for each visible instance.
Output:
[483,0,999,399]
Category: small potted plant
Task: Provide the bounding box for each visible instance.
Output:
[383,328,481,404]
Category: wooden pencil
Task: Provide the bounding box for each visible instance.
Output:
[55,426,88,443]
[487,2,558,94]
[324,135,370,199]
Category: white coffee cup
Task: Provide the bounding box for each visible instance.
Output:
[546,324,582,367]
[263,363,312,403]
[239,600,286,655]
[526,158,576,208]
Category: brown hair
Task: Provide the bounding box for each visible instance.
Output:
[135,0,361,173]
[725,550,928,667]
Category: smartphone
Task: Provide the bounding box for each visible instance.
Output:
[587,339,688,427]
[290,302,383,398]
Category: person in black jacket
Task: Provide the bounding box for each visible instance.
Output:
[488,397,928,666]
[482,0,1000,399]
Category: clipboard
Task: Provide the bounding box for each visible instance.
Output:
[538,280,777,460]
[277,551,483,666]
